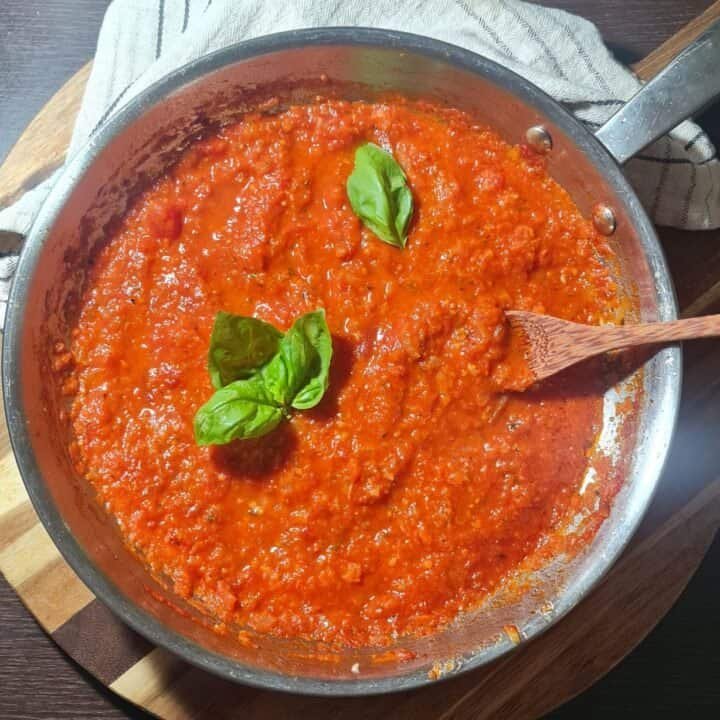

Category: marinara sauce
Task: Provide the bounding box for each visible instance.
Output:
[64,98,624,647]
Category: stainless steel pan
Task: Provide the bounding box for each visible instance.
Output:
[4,26,720,695]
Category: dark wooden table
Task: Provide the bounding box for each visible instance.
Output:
[1,1,719,717]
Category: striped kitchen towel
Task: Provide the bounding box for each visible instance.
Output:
[0,0,718,322]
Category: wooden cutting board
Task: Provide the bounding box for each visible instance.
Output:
[1,9,720,718]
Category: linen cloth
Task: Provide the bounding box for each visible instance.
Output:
[1,0,718,322]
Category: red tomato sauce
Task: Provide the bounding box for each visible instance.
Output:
[63,98,625,647]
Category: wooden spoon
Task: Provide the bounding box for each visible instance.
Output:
[506,310,720,382]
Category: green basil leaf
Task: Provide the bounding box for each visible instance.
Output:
[261,310,333,410]
[194,374,284,446]
[346,143,413,248]
[208,312,283,389]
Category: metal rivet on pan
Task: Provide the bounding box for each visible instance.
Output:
[592,203,617,235]
[525,125,553,153]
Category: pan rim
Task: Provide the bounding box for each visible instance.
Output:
[2,26,681,696]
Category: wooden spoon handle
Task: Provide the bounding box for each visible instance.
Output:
[595,314,720,352]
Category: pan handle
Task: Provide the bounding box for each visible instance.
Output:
[595,19,720,164]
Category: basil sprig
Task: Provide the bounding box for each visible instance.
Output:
[194,310,332,446]
[346,143,413,248]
